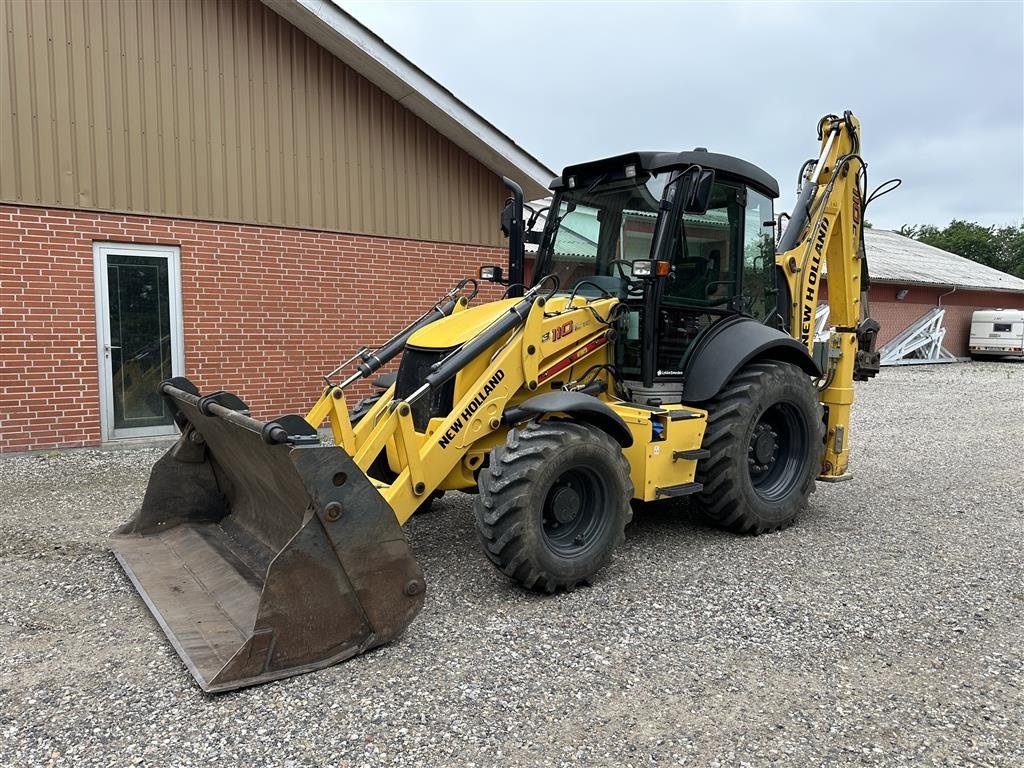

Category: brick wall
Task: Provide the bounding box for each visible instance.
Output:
[820,280,1024,356]
[1,205,505,452]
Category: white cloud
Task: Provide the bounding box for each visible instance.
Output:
[343,0,1024,228]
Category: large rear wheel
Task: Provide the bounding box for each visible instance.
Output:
[474,420,633,592]
[693,361,824,533]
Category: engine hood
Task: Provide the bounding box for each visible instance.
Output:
[407,298,521,349]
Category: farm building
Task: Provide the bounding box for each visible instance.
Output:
[820,229,1024,358]
[520,201,1024,359]
[3,2,1019,454]
[1,0,552,452]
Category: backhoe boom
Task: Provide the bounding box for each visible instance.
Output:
[775,112,879,479]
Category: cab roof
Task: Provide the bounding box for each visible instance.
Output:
[551,149,780,199]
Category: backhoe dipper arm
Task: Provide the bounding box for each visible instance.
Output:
[776,112,876,480]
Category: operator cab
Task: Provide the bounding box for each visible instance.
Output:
[530,150,780,404]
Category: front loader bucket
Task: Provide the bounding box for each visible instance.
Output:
[111,378,424,693]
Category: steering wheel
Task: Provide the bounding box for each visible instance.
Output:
[606,259,645,299]
[607,259,634,280]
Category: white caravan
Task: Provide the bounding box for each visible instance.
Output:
[969,309,1024,359]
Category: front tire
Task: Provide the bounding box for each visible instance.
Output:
[474,420,633,592]
[693,361,824,533]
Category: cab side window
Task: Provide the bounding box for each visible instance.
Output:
[653,183,743,373]
[741,188,775,320]
[663,182,741,308]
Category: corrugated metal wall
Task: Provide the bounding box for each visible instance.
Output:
[0,0,505,246]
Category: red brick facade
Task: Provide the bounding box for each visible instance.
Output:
[4,205,1023,452]
[820,279,1024,357]
[1,205,505,452]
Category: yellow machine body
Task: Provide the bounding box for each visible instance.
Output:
[112,111,881,692]
[306,294,708,518]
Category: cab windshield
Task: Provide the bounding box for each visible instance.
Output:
[537,174,667,291]
[536,172,753,380]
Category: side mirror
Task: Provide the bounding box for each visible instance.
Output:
[479,265,504,283]
[683,169,715,215]
[499,199,515,237]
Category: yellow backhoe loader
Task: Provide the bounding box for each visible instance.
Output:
[112,112,896,692]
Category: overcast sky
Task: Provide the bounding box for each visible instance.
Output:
[343,1,1023,230]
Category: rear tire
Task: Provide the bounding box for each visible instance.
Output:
[693,361,824,534]
[474,420,633,592]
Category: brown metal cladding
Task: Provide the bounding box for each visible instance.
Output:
[0,0,506,246]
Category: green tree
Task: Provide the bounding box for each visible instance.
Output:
[994,223,1024,279]
[897,219,1024,279]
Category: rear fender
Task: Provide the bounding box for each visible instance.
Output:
[682,316,821,403]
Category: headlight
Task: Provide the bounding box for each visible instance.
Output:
[632,260,653,277]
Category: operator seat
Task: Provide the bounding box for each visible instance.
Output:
[671,257,709,302]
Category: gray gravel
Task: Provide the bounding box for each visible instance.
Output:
[1,361,1022,767]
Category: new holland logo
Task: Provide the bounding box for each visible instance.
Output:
[437,369,506,449]
[800,216,830,344]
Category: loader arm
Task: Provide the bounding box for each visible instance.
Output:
[353,290,623,524]
[775,112,879,479]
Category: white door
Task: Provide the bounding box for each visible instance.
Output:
[94,242,184,441]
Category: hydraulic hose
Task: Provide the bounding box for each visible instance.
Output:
[354,296,460,379]
[423,295,535,391]
[330,279,478,389]
[401,276,556,405]
[776,182,817,253]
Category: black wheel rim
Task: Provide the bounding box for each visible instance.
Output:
[540,465,612,558]
[747,401,809,502]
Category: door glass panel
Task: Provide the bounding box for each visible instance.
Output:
[545,201,600,288]
[619,212,656,261]
[663,183,741,309]
[655,182,742,375]
[742,188,776,320]
[107,254,173,430]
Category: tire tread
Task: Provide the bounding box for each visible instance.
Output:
[474,420,633,592]
[694,362,825,534]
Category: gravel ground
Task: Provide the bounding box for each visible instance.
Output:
[1,361,1022,767]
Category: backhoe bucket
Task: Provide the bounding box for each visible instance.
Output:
[111,379,424,693]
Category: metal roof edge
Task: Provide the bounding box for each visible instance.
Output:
[260,0,554,199]
[823,275,1024,294]
[820,229,1024,294]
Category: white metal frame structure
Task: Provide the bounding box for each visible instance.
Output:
[814,304,831,344]
[878,307,958,366]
